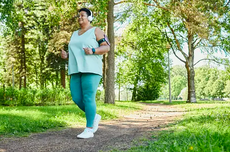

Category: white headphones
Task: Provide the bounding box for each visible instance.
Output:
[88,10,93,22]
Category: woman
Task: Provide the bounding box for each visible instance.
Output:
[61,8,110,139]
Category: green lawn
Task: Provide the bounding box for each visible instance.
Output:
[125,101,230,152]
[0,101,143,137]
[1,100,230,152]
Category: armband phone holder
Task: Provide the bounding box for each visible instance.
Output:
[98,35,110,46]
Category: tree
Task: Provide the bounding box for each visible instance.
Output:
[152,0,230,103]
[195,66,229,99]
[195,66,211,99]
[224,80,230,97]
[0,0,110,91]
[116,10,167,101]
[171,65,187,99]
[0,0,36,89]
[0,35,5,87]
[171,75,186,99]
[114,0,230,103]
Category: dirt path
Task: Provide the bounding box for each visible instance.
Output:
[0,103,185,152]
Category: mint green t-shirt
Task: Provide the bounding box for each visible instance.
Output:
[68,27,102,76]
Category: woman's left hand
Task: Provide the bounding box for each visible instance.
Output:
[83,48,93,55]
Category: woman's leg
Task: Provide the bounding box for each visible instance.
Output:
[70,73,85,111]
[81,73,101,128]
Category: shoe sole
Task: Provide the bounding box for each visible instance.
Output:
[77,135,94,139]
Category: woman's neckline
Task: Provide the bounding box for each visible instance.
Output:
[77,27,94,36]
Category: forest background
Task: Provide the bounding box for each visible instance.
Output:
[0,0,230,106]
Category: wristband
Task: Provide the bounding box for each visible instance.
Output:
[92,48,96,54]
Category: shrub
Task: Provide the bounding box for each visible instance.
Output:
[0,87,72,106]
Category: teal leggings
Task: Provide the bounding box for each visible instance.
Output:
[70,73,101,127]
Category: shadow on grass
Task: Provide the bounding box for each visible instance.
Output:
[140,100,187,105]
[0,101,141,137]
[0,113,66,137]
[0,105,85,118]
[140,100,230,105]
[112,104,142,110]
[97,110,119,120]
[128,106,230,152]
[178,106,230,125]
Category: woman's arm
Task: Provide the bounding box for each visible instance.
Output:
[83,27,110,55]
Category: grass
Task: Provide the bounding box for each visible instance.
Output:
[1,99,230,152]
[124,101,230,152]
[0,101,143,137]
[141,100,230,105]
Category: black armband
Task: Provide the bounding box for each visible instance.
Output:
[98,35,110,46]
[98,38,106,45]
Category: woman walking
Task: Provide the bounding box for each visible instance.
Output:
[61,8,110,139]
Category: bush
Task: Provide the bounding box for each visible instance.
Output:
[136,83,161,101]
[96,90,103,101]
[0,87,72,106]
[35,88,51,106]
[18,89,37,106]
[3,87,19,106]
[0,87,5,104]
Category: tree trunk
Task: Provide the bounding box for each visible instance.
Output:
[35,63,38,88]
[186,33,197,103]
[40,57,44,90]
[61,68,66,88]
[22,22,26,89]
[19,22,26,89]
[132,75,139,101]
[19,65,22,90]
[118,80,120,101]
[56,70,59,87]
[168,49,172,103]
[185,62,196,103]
[104,0,115,104]
[39,42,48,89]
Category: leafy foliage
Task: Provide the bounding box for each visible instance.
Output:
[195,66,230,99]
[0,0,109,91]
[116,9,168,101]
[0,87,72,106]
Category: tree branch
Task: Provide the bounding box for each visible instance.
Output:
[167,22,188,59]
[193,58,224,66]
[151,0,169,11]
[225,0,230,7]
[115,0,129,5]
[194,39,202,49]
[165,32,186,64]
[192,38,199,46]
[115,0,169,11]
[77,1,87,4]
[171,45,186,64]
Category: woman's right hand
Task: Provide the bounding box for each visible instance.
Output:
[61,49,68,59]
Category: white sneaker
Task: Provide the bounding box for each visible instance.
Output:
[92,114,101,133]
[77,128,94,139]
